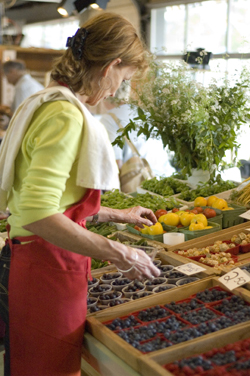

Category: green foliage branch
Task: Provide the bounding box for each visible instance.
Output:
[113,55,250,178]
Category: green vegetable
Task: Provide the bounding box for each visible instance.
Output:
[141,177,190,197]
[0,219,7,233]
[178,175,238,202]
[86,222,117,237]
[101,189,182,211]
[91,258,109,270]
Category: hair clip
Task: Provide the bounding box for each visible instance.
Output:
[66,28,89,61]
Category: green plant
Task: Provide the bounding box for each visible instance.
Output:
[114,55,250,177]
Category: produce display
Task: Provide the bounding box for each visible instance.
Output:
[86,221,117,237]
[90,237,151,270]
[178,176,238,202]
[101,189,181,211]
[103,288,250,353]
[230,177,250,207]
[141,177,190,197]
[87,259,199,313]
[175,239,241,269]
[165,337,250,375]
[0,218,7,233]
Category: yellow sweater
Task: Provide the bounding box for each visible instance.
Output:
[8,100,87,238]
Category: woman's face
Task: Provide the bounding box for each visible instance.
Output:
[85,63,136,106]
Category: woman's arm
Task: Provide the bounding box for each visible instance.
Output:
[86,206,157,228]
[23,213,160,280]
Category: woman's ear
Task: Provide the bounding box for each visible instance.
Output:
[103,58,122,77]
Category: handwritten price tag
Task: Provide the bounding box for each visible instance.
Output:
[174,263,206,275]
[219,268,250,290]
[239,210,250,220]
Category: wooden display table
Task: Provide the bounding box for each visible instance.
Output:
[81,333,140,376]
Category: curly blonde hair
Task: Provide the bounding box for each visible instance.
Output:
[50,12,149,95]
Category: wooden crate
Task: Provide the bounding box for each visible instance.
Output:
[174,188,238,206]
[91,231,165,278]
[149,221,250,252]
[138,322,250,376]
[160,223,250,275]
[108,231,165,252]
[158,251,216,277]
[88,233,211,317]
[86,277,250,373]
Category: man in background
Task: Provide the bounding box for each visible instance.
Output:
[3,59,44,113]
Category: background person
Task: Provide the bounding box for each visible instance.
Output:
[0,105,12,144]
[100,81,147,171]
[2,59,44,112]
[0,12,160,376]
[100,81,175,183]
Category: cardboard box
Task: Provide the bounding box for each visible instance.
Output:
[86,277,250,373]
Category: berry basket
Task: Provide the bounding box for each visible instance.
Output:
[178,221,221,241]
[222,203,247,229]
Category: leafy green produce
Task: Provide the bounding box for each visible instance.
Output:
[0,219,7,233]
[91,258,109,270]
[86,222,117,237]
[108,237,149,247]
[141,177,190,197]
[178,176,238,202]
[90,236,149,270]
[101,189,181,211]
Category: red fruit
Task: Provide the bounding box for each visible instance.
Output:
[189,209,199,214]
[193,206,204,213]
[154,209,168,219]
[172,207,179,213]
[203,208,217,219]
[134,225,141,231]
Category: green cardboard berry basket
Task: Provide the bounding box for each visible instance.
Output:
[189,206,223,227]
[222,203,247,229]
[125,223,177,243]
[178,221,221,241]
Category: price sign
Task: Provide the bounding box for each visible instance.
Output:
[219,267,250,290]
[174,263,206,275]
[239,210,250,220]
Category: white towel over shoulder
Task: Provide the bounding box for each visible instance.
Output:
[0,86,119,211]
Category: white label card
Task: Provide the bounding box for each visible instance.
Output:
[218,267,250,290]
[174,263,206,275]
[239,210,250,220]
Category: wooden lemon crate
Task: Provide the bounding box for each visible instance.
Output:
[138,320,250,376]
[159,222,250,275]
[86,277,250,373]
[154,221,250,252]
[174,188,238,206]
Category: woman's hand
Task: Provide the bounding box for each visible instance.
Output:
[113,244,160,281]
[22,212,160,281]
[97,206,157,228]
[115,206,157,228]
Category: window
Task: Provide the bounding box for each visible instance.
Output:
[21,18,79,50]
[150,0,250,170]
[151,0,250,67]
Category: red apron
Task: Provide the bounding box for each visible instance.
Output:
[8,188,100,376]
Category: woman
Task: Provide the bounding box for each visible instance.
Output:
[0,12,160,376]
